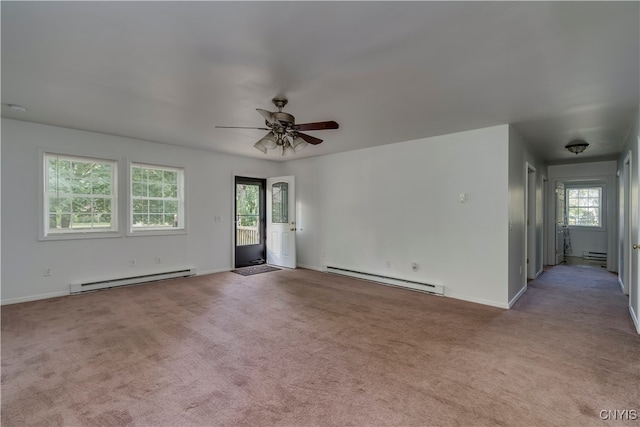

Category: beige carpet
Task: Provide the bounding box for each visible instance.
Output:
[2,265,639,426]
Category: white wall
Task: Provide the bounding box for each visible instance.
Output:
[547,161,618,272]
[282,125,511,308]
[1,119,281,304]
[508,126,547,304]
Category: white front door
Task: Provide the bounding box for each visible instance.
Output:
[266,176,296,269]
[555,182,565,265]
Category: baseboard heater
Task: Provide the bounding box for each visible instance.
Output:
[324,266,444,296]
[583,251,607,261]
[70,268,196,294]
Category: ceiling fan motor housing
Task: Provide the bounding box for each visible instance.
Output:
[272,112,295,126]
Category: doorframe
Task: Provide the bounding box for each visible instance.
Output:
[231,172,269,269]
[540,175,547,274]
[525,163,537,281]
[620,151,632,295]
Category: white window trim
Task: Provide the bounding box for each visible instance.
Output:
[565,183,606,231]
[39,150,122,241]
[127,161,187,237]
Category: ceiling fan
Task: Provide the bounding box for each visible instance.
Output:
[215,97,339,156]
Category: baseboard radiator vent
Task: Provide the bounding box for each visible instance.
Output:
[70,268,196,294]
[583,251,607,261]
[324,266,444,296]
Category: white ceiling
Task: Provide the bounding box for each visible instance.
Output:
[2,2,638,163]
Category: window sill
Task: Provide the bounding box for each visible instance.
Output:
[40,231,122,241]
[567,226,606,232]
[127,228,187,237]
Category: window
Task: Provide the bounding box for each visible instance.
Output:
[566,187,602,227]
[130,163,184,232]
[44,153,117,236]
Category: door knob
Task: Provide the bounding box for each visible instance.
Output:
[634,244,639,250]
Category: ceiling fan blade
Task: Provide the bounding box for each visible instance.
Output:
[215,126,270,130]
[256,108,275,124]
[296,132,323,145]
[295,121,339,131]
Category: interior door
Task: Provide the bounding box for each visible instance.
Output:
[266,176,296,269]
[633,142,640,317]
[555,182,565,265]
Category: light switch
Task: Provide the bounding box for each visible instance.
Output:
[459,193,467,203]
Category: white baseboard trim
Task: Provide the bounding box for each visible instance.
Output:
[1,290,69,306]
[508,285,528,308]
[535,268,543,278]
[618,276,626,293]
[630,305,640,335]
[444,291,509,309]
[297,264,324,272]
[196,267,232,276]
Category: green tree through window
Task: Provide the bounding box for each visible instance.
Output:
[566,187,602,227]
[131,163,184,231]
[45,153,117,235]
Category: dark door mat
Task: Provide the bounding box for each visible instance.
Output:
[232,265,281,276]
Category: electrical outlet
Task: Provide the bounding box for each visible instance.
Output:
[43,268,52,276]
[130,259,136,267]
[386,261,391,268]
[155,256,162,264]
[321,250,325,258]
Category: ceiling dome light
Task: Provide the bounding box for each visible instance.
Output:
[565,140,589,154]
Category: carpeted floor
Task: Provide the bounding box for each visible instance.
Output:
[1,265,638,426]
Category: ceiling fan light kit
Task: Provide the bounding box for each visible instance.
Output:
[565,139,589,154]
[216,97,339,156]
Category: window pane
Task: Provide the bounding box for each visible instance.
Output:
[133,214,146,225]
[163,184,178,198]
[148,169,163,183]
[164,214,176,226]
[93,176,111,195]
[49,214,58,229]
[148,214,163,225]
[60,214,71,228]
[149,200,163,213]
[163,170,177,184]
[164,200,177,213]
[272,182,288,223]
[133,199,147,213]
[149,184,163,198]
[132,167,144,182]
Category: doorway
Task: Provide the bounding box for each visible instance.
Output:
[234,177,266,268]
[621,152,632,295]
[526,164,537,279]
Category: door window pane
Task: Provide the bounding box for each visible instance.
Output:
[236,184,260,246]
[272,182,288,224]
